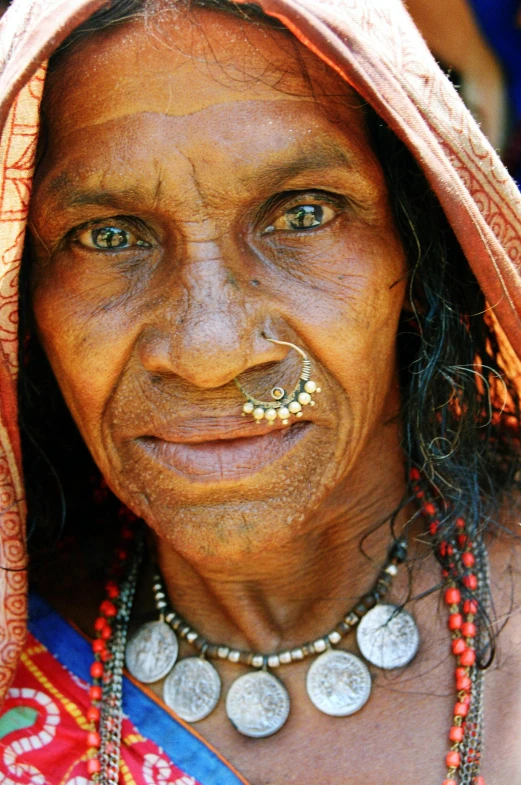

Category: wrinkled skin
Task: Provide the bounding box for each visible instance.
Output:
[27,8,521,784]
[31,10,407,568]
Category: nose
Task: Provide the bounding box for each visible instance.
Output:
[137,256,272,389]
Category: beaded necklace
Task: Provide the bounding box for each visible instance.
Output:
[85,472,488,785]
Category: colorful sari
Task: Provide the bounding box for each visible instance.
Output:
[0,594,248,785]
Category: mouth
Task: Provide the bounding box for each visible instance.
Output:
[133,419,313,482]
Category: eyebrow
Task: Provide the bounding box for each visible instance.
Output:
[45,139,356,210]
[240,140,355,190]
[46,184,155,210]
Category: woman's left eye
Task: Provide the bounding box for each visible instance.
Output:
[265,203,337,233]
[75,226,149,250]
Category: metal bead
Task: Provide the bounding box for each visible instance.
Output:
[278,406,290,419]
[242,401,254,414]
[186,631,198,643]
[344,612,358,626]
[252,654,264,668]
[291,648,304,661]
[328,631,342,644]
[265,408,277,421]
[268,654,280,668]
[384,563,398,575]
[217,646,230,659]
[313,638,327,653]
[279,651,292,664]
[271,387,285,400]
[304,380,317,393]
[228,650,241,663]
[288,401,302,414]
[298,392,311,405]
[253,407,265,420]
[389,538,408,563]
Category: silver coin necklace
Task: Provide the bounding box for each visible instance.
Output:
[125,538,420,738]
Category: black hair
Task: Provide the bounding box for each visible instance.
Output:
[19,0,521,569]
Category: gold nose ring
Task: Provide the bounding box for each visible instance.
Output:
[234,338,321,425]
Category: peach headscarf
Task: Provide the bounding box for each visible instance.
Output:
[0,0,520,705]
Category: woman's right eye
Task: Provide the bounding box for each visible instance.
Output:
[75,226,150,250]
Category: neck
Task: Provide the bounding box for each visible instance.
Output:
[153,452,416,653]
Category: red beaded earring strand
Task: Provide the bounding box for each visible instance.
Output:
[410,468,487,785]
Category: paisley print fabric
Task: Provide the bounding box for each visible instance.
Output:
[0,594,249,785]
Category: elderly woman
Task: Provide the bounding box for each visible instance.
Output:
[0,0,521,783]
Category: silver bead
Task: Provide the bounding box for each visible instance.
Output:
[228,650,241,663]
[252,654,264,668]
[279,651,292,664]
[298,392,312,405]
[291,648,304,661]
[304,380,317,393]
[328,631,342,644]
[313,638,327,653]
[384,564,398,575]
[268,654,280,668]
[217,646,230,659]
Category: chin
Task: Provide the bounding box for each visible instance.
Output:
[118,479,326,560]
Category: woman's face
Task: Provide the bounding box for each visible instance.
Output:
[29,9,407,559]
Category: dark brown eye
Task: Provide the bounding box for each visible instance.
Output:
[76,226,149,250]
[265,203,336,233]
[287,204,324,229]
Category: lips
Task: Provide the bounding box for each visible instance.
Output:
[130,418,313,481]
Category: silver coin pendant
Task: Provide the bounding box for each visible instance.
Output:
[226,670,290,738]
[356,603,420,669]
[306,649,371,716]
[164,657,221,722]
[125,620,178,684]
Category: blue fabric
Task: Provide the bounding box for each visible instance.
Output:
[28,592,246,785]
[469,0,521,120]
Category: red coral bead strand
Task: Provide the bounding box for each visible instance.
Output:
[87,580,119,781]
[86,517,136,783]
[411,470,485,785]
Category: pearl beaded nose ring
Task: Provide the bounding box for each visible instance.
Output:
[234,338,321,425]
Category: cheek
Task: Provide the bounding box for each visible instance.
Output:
[264,220,407,392]
[30,265,139,442]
